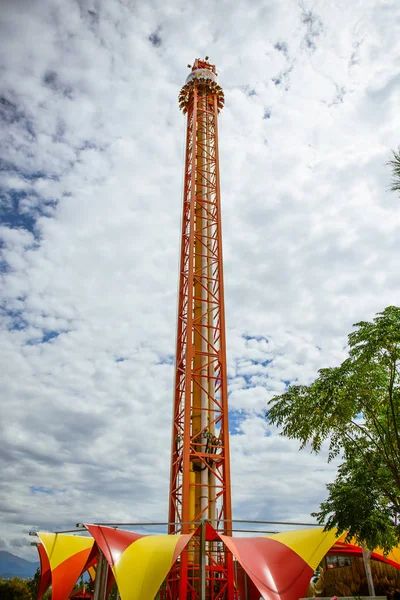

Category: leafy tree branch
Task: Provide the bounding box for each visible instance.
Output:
[267,306,400,551]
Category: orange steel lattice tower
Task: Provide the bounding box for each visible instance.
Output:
[168,59,234,599]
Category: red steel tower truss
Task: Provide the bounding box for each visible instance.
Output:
[168,59,234,599]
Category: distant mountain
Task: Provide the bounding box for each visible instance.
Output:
[0,551,39,579]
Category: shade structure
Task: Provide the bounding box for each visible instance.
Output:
[235,561,264,600]
[37,533,95,600]
[373,545,400,569]
[85,524,193,600]
[331,534,400,570]
[36,543,52,600]
[221,527,338,600]
[34,524,400,600]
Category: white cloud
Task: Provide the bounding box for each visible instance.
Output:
[1,0,400,560]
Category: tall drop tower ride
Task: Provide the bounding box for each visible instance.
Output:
[168,59,234,598]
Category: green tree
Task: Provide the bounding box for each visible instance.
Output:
[267,306,400,552]
[27,567,52,600]
[27,568,40,600]
[389,149,400,194]
[0,576,32,600]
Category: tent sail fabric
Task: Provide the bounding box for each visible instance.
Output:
[85,524,193,600]
[37,533,95,600]
[369,546,400,569]
[331,533,400,570]
[267,529,339,571]
[235,560,265,600]
[36,543,52,600]
[34,524,400,600]
[220,528,338,600]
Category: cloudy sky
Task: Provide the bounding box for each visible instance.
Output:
[1,0,400,559]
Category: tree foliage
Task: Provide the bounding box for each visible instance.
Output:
[0,570,52,600]
[27,568,41,600]
[389,149,400,194]
[267,306,400,552]
[0,576,32,600]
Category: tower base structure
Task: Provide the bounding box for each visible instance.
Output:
[166,522,235,600]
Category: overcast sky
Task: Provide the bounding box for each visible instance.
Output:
[1,0,400,560]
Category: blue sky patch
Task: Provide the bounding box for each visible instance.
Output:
[242,334,269,343]
[26,329,68,345]
[229,409,246,434]
[0,182,58,248]
[3,307,29,331]
[30,486,67,495]
[157,354,174,365]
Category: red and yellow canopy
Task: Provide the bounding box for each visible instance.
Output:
[34,525,400,600]
[36,542,51,600]
[37,533,96,600]
[330,533,400,570]
[221,527,338,600]
[85,524,193,600]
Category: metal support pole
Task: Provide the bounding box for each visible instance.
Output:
[362,545,376,597]
[93,551,108,600]
[199,520,206,600]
